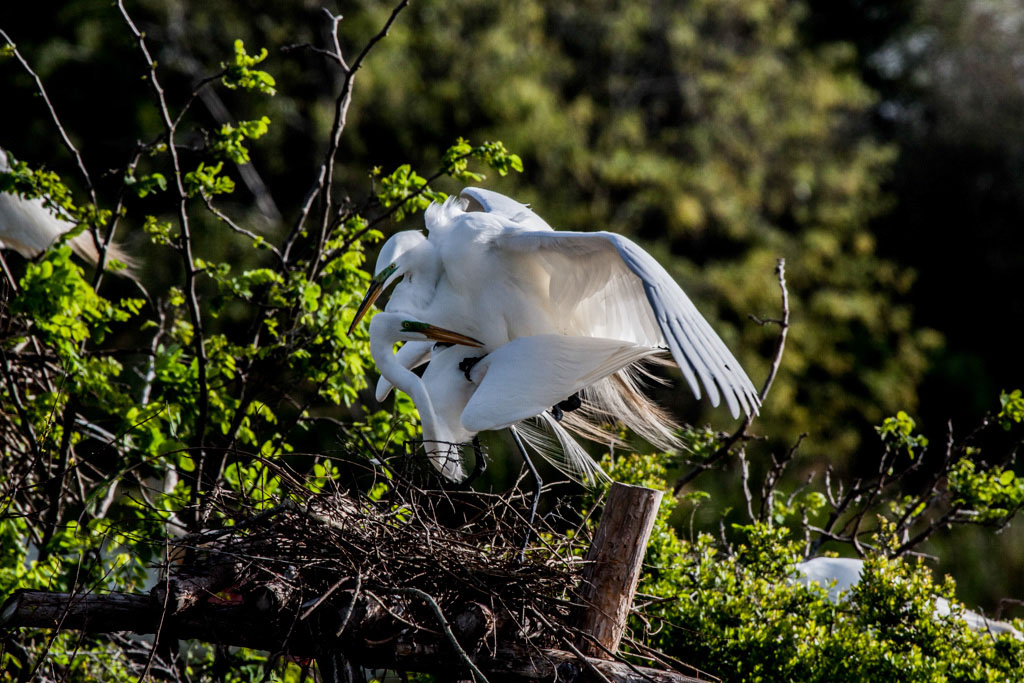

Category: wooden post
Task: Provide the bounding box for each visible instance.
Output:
[576,482,663,658]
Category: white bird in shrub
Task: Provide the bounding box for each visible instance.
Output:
[350,187,760,467]
[0,149,131,270]
[795,557,1023,640]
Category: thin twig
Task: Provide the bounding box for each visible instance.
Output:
[281,1,411,268]
[117,0,212,522]
[0,250,18,294]
[388,587,490,683]
[674,258,790,494]
[140,537,174,681]
[0,29,97,204]
[199,191,285,267]
[281,42,344,65]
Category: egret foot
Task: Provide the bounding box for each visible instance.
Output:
[464,436,488,485]
[458,355,485,382]
[557,392,582,413]
[549,392,582,422]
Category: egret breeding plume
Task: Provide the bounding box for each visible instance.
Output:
[0,148,131,270]
[370,312,668,484]
[351,188,759,463]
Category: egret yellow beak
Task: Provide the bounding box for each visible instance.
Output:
[401,320,484,348]
[347,263,398,335]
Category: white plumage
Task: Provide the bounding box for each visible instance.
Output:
[0,149,131,269]
[352,187,760,482]
[369,312,664,483]
[795,557,1023,640]
[362,188,759,421]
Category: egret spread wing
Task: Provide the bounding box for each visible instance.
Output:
[374,340,434,401]
[493,230,760,418]
[460,187,554,232]
[460,335,663,432]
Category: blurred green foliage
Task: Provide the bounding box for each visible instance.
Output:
[0,0,949,458]
[0,9,507,676]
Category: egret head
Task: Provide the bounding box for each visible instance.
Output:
[368,312,484,349]
[375,230,427,277]
[347,230,428,334]
[398,320,483,346]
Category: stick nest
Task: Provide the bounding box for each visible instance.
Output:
[165,459,593,659]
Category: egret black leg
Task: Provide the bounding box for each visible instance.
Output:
[458,355,485,381]
[464,436,488,485]
[508,425,542,561]
[556,392,582,413]
[549,392,580,422]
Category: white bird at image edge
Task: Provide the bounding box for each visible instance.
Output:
[0,148,131,269]
[795,557,1023,640]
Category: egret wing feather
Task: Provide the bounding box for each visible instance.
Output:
[460,187,554,232]
[493,230,760,417]
[599,233,758,416]
[460,335,663,432]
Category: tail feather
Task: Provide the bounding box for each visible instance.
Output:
[558,354,683,454]
[0,188,135,274]
[516,414,609,487]
[68,231,136,273]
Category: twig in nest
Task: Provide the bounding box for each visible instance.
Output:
[388,587,490,683]
[366,590,438,635]
[574,628,662,683]
[621,636,719,683]
[527,606,615,683]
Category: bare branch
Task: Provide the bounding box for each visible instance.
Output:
[281,0,411,267]
[198,191,285,268]
[116,0,212,525]
[0,29,97,204]
[674,258,790,494]
[281,42,344,65]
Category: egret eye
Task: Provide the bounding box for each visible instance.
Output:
[374,262,398,285]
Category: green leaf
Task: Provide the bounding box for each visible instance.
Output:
[221,39,277,95]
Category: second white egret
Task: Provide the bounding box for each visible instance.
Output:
[368,312,668,484]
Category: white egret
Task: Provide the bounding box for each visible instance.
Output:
[0,149,131,270]
[351,187,759,457]
[457,186,555,232]
[795,557,1023,640]
[369,312,668,484]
